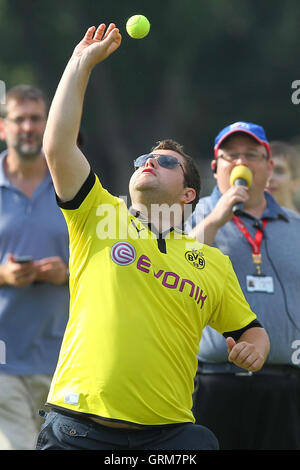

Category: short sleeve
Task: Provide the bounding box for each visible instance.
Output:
[208,256,257,334]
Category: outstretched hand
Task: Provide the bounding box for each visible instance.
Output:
[73,23,122,68]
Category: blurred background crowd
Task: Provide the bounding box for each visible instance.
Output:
[1,0,300,206]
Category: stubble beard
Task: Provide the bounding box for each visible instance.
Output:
[13,133,43,160]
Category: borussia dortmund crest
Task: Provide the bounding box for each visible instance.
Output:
[185,249,205,270]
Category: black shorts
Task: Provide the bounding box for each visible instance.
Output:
[36,409,219,451]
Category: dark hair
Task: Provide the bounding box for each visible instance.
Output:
[0,85,48,118]
[151,139,201,211]
[270,141,300,178]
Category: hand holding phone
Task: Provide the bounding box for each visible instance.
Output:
[14,256,33,264]
[1,254,36,287]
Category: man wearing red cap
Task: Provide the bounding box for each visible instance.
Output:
[186,121,300,450]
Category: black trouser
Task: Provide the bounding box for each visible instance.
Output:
[36,409,219,450]
[192,363,300,450]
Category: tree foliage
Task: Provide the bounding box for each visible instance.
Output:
[0,0,300,197]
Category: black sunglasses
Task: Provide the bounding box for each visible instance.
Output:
[134,154,184,173]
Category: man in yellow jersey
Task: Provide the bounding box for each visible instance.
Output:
[36,23,270,450]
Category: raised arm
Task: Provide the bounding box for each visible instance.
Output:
[43,23,122,201]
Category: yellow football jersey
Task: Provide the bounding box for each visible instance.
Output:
[47,172,256,425]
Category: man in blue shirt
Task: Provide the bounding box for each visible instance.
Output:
[186,121,300,450]
[0,85,69,449]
